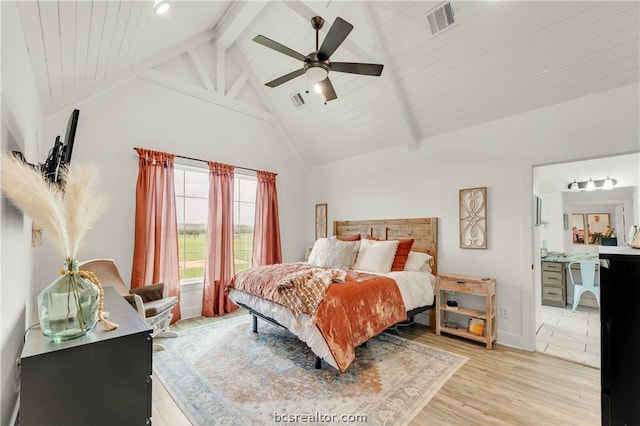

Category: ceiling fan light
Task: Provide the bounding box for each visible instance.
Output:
[570,180,580,192]
[603,176,614,190]
[306,67,328,82]
[314,83,322,94]
[153,0,170,15]
[586,178,596,191]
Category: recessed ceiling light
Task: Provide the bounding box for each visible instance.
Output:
[153,0,170,15]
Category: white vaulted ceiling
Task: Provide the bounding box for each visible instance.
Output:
[16,1,640,168]
[17,1,232,103]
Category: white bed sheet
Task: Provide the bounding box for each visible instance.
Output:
[227,270,435,370]
[373,270,436,311]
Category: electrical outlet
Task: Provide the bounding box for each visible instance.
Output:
[500,307,509,318]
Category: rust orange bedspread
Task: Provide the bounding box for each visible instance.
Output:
[227,263,407,372]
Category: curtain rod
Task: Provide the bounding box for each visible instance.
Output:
[132,148,271,174]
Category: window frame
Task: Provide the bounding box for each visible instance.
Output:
[174,163,257,285]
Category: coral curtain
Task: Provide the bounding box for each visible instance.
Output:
[202,162,238,316]
[131,148,181,322]
[252,170,282,266]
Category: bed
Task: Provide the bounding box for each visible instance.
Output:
[227,217,438,372]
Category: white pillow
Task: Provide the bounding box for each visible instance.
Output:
[404,251,434,273]
[307,238,328,265]
[308,237,359,270]
[353,239,399,273]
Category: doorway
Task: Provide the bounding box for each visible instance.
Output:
[533,153,639,368]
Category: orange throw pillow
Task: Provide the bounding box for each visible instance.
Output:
[391,238,415,271]
[338,234,361,241]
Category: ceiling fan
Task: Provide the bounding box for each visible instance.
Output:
[253,16,384,102]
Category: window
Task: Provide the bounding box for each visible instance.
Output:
[175,167,208,281]
[234,177,257,272]
[175,165,256,281]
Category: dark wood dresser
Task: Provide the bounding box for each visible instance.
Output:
[599,246,640,426]
[20,287,153,426]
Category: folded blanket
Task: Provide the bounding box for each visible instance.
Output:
[278,268,346,319]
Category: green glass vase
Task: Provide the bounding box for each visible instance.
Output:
[37,259,100,342]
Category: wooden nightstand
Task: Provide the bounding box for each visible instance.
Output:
[435,273,496,349]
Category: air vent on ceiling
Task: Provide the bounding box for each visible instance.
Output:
[290,92,306,109]
[425,2,456,36]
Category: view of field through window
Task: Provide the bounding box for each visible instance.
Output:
[174,166,257,280]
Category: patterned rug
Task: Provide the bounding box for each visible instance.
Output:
[153,315,467,425]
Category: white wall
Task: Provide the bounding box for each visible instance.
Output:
[0,1,42,424]
[633,185,640,226]
[308,83,639,350]
[38,79,309,317]
[539,192,563,252]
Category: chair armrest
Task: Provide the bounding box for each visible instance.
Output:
[123,294,145,317]
[130,283,165,302]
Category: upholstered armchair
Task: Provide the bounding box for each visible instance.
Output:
[79,258,178,351]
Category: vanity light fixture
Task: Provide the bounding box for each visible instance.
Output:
[153,0,170,15]
[603,176,614,190]
[570,179,580,192]
[567,177,617,192]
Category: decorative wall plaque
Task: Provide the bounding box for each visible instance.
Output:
[459,187,487,249]
[315,203,327,240]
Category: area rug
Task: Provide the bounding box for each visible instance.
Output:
[153,315,467,425]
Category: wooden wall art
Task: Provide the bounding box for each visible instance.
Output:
[459,187,487,249]
[315,203,327,240]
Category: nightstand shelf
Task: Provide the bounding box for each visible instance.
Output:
[439,325,491,344]
[436,273,496,349]
[439,305,487,318]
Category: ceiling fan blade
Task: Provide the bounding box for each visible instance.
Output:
[318,77,337,102]
[317,17,353,61]
[253,35,307,62]
[331,62,384,76]
[265,68,305,87]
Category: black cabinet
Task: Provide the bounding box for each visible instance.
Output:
[20,287,153,426]
[599,247,640,426]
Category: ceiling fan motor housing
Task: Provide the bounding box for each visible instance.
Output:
[311,16,325,30]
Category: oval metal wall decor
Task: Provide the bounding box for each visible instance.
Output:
[459,187,487,249]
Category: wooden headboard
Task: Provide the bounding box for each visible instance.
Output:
[333,217,439,275]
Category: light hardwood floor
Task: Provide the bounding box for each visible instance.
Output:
[153,311,600,426]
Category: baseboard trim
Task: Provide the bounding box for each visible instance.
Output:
[181,306,202,319]
[495,331,524,350]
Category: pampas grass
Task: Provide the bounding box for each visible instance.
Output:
[1,153,116,333]
[60,163,108,258]
[1,152,108,259]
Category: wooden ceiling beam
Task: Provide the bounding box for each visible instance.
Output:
[214,1,270,50]
[355,2,419,151]
[228,47,310,172]
[139,68,273,123]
